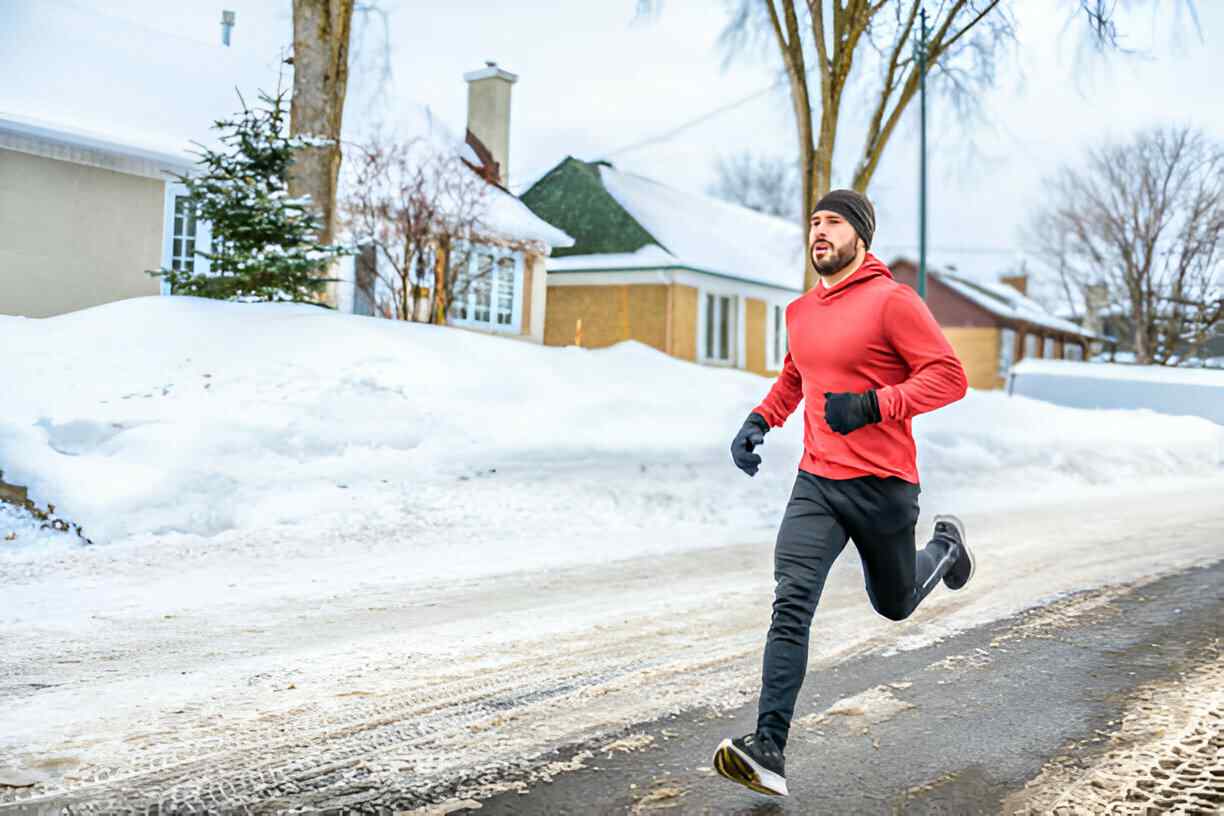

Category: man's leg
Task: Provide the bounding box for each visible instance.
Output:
[756,472,849,751]
[834,477,954,622]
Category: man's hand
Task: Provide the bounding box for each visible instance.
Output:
[824,391,882,435]
[730,413,770,476]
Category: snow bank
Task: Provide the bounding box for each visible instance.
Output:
[2,297,1221,557]
[1009,358,1224,426]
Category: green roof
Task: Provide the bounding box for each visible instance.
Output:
[519,157,663,258]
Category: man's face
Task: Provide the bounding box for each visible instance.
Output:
[809,210,861,276]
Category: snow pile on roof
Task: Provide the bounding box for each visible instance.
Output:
[547,245,676,272]
[940,273,1093,337]
[597,165,805,291]
[2,297,1221,561]
[0,0,284,160]
[346,104,572,249]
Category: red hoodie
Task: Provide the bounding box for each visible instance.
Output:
[754,254,968,484]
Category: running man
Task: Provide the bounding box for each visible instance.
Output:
[714,189,975,798]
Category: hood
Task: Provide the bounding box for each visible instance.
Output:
[811,253,893,302]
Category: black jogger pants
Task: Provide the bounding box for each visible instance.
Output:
[756,469,955,751]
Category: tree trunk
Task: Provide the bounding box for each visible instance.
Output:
[290,0,354,307]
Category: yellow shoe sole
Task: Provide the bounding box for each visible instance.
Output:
[713,739,788,796]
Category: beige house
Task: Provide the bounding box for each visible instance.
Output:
[521,158,803,376]
[0,1,282,319]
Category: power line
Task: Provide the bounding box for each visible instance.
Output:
[603,77,789,159]
[510,72,796,193]
[873,243,1022,257]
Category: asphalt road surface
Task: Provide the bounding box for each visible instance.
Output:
[474,560,1224,816]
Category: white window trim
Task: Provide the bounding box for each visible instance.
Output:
[765,301,790,371]
[160,182,211,295]
[1023,332,1039,360]
[448,244,524,334]
[999,327,1017,374]
[736,296,747,370]
[697,287,740,367]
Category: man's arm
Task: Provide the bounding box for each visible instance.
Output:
[875,285,968,421]
[753,350,804,428]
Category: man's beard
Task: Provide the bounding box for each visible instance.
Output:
[812,239,857,277]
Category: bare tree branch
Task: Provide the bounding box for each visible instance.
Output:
[1030,126,1224,365]
[704,0,1195,290]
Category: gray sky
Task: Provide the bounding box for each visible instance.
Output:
[59,0,1224,294]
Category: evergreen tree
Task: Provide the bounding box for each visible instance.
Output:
[153,89,352,302]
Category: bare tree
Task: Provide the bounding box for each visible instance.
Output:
[1032,126,1224,366]
[695,0,1196,290]
[341,133,492,323]
[707,152,802,219]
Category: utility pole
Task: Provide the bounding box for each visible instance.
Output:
[917,5,928,300]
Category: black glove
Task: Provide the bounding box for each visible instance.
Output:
[730,412,770,476]
[824,390,882,435]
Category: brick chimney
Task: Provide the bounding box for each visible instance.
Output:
[463,61,518,187]
[1000,273,1028,296]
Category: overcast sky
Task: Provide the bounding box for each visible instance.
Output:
[54,0,1224,293]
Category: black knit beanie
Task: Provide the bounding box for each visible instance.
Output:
[812,189,876,250]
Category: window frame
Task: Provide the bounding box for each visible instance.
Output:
[765,301,790,371]
[697,288,739,367]
[447,243,524,333]
[1023,332,1039,360]
[160,182,211,294]
[999,327,1017,374]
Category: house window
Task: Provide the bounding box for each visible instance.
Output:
[449,249,469,320]
[999,327,1016,374]
[448,245,523,332]
[1043,337,1056,359]
[161,183,211,294]
[1065,343,1084,361]
[702,292,736,364]
[170,196,198,272]
[473,254,493,323]
[495,256,515,326]
[1024,333,1039,359]
[766,303,789,371]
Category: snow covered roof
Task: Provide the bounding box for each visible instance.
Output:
[524,158,804,291]
[596,164,805,291]
[0,0,571,251]
[359,104,573,249]
[938,272,1097,338]
[546,245,678,272]
[0,0,285,164]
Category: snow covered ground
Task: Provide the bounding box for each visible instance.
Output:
[4,296,1221,551]
[2,294,1222,623]
[2,296,1223,809]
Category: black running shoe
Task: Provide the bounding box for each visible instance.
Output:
[934,514,974,591]
[713,732,788,796]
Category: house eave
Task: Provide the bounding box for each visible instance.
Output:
[0,112,195,180]
[547,262,804,294]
